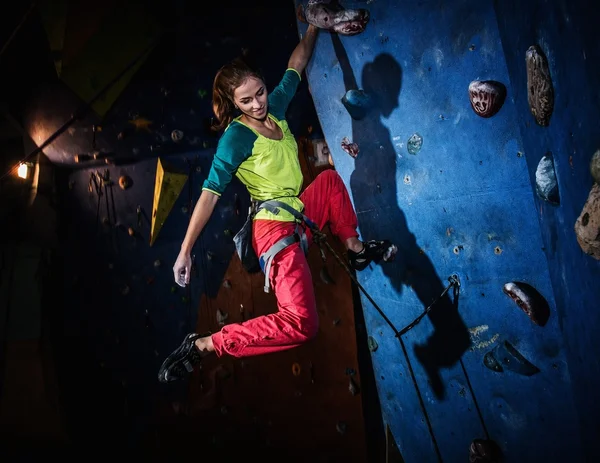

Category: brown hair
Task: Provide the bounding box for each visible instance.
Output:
[211,57,265,132]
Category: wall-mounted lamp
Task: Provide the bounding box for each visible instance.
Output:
[17,162,32,179]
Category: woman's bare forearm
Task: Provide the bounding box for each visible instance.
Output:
[180,190,219,254]
[288,24,319,75]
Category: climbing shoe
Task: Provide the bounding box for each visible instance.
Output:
[158,333,209,383]
[348,240,397,271]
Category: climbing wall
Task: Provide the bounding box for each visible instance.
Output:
[493,1,600,460]
[59,138,371,459]
[294,0,586,461]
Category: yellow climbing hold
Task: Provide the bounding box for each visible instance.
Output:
[150,158,188,246]
[129,117,153,132]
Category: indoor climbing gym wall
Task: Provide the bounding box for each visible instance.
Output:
[2,0,599,461]
[2,1,374,460]
[295,0,599,462]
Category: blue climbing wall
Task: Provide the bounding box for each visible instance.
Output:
[295,0,598,461]
[493,2,600,459]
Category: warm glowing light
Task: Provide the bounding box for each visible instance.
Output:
[17,163,28,179]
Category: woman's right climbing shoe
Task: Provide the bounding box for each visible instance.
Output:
[348,240,397,271]
[158,333,208,383]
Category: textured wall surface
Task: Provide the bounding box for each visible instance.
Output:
[295,0,599,461]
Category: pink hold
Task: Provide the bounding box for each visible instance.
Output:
[341,137,359,158]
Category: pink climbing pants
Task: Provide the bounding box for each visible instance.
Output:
[211,169,359,358]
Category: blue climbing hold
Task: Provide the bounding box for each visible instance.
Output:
[341,89,373,120]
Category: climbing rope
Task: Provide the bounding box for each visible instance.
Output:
[310,226,460,463]
[310,227,460,338]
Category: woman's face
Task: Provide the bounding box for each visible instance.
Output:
[233,76,268,121]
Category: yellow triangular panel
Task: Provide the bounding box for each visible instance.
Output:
[150,158,188,246]
[38,0,68,77]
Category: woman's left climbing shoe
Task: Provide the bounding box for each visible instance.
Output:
[158,333,209,383]
[348,240,397,271]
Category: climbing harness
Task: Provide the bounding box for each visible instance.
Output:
[255,200,314,293]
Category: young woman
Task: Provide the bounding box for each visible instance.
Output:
[158,24,396,383]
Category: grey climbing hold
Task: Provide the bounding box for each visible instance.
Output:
[336,421,347,435]
[303,1,370,36]
[483,340,540,376]
[469,439,502,463]
[319,266,335,284]
[590,149,600,184]
[171,129,184,142]
[535,152,560,205]
[407,133,423,155]
[216,308,228,325]
[367,336,378,352]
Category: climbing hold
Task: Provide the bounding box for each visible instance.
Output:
[171,130,184,142]
[303,1,370,36]
[216,308,228,325]
[341,89,373,120]
[336,421,347,435]
[154,259,161,268]
[503,281,550,326]
[469,438,502,463]
[118,175,133,190]
[483,351,503,372]
[129,117,153,132]
[574,183,600,259]
[348,376,360,396]
[367,336,378,352]
[341,137,359,157]
[198,89,208,99]
[333,318,341,326]
[121,284,130,296]
[526,45,554,127]
[128,227,135,237]
[222,279,231,289]
[468,80,507,118]
[590,149,600,184]
[319,266,335,284]
[292,362,301,376]
[483,340,540,376]
[223,229,233,237]
[535,152,560,205]
[407,133,423,155]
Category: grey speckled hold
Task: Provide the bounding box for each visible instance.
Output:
[535,152,560,205]
[526,45,554,127]
[407,133,423,155]
[590,149,600,184]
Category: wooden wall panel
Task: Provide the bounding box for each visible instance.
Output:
[175,137,369,461]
